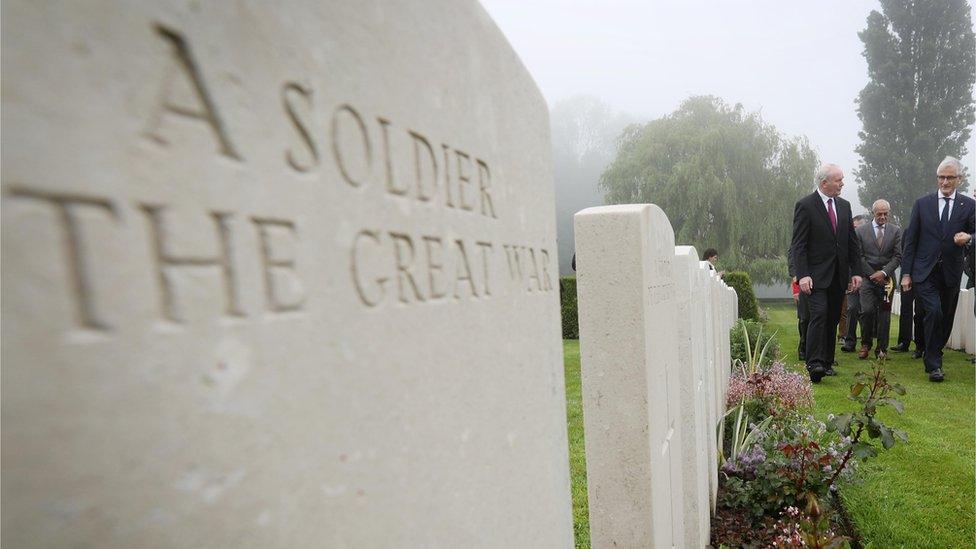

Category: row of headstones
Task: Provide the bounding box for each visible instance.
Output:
[948,289,976,354]
[574,204,738,548]
[891,289,976,354]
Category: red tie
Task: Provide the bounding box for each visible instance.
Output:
[827,198,837,234]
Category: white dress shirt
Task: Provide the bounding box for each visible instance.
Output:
[938,190,957,221]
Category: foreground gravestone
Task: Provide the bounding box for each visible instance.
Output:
[674,246,711,547]
[575,204,681,548]
[1,2,575,546]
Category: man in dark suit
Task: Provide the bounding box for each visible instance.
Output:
[855,199,902,359]
[892,287,925,356]
[901,156,976,382]
[790,164,863,382]
[841,215,871,352]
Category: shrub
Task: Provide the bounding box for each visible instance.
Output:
[727,362,814,420]
[724,271,760,321]
[720,415,854,521]
[560,276,578,339]
[731,319,780,368]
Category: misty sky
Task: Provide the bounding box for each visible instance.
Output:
[482,0,976,213]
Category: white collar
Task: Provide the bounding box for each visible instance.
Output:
[873,220,885,231]
[816,188,835,204]
[938,190,957,201]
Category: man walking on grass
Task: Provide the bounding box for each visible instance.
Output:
[901,156,975,382]
[855,199,901,360]
[789,164,863,383]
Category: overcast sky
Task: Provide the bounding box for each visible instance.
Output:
[482,0,976,213]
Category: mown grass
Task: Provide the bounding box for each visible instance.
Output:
[563,302,975,548]
[563,340,589,548]
[764,300,975,548]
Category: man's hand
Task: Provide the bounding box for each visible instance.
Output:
[954,232,972,246]
[848,276,863,293]
[799,276,813,295]
[901,274,912,292]
[869,270,886,284]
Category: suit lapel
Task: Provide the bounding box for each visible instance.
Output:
[948,194,970,226]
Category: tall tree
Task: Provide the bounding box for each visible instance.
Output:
[599,96,819,284]
[550,96,633,274]
[856,0,975,224]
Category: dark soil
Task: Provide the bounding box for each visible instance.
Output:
[709,485,861,548]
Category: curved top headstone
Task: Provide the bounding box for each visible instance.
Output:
[1,1,573,547]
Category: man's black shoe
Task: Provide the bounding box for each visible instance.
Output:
[809,366,825,383]
[929,369,945,382]
[841,345,855,353]
[891,343,909,352]
[912,350,924,359]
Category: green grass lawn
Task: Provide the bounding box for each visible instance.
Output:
[764,299,975,548]
[563,340,590,548]
[563,300,975,548]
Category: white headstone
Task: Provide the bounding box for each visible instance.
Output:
[698,261,720,510]
[575,204,681,548]
[1,2,575,546]
[963,290,976,354]
[949,288,974,352]
[674,246,711,547]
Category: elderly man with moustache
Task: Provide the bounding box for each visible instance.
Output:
[855,199,902,360]
[901,156,976,382]
[790,164,863,383]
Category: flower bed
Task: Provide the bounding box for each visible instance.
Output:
[713,324,908,547]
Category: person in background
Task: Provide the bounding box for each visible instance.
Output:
[841,214,871,352]
[788,249,809,361]
[891,283,926,357]
[855,200,902,360]
[900,156,976,382]
[702,248,725,278]
[789,164,863,383]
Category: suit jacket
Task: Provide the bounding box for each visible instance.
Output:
[789,191,862,289]
[855,222,902,281]
[901,192,976,286]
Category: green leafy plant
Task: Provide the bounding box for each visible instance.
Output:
[723,403,774,463]
[772,499,850,549]
[731,319,779,369]
[720,414,851,520]
[826,360,908,482]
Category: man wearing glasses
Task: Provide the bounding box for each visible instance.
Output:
[900,156,976,382]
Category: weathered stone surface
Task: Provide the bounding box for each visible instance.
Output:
[575,204,680,548]
[699,261,720,510]
[1,1,574,546]
[674,246,710,547]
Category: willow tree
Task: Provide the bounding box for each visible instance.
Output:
[855,0,975,224]
[599,96,819,284]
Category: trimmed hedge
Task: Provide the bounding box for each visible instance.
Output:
[723,270,760,321]
[560,276,579,339]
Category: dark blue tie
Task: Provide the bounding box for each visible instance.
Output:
[940,196,951,230]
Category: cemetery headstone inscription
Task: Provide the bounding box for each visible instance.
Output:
[1,1,574,547]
